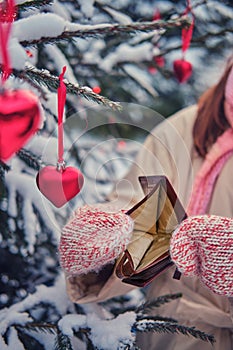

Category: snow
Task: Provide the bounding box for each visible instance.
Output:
[15,0,37,4]
[8,328,25,350]
[58,314,87,336]
[79,0,95,18]
[45,45,79,86]
[50,0,71,21]
[0,308,32,334]
[99,42,153,72]
[123,64,158,97]
[8,38,27,70]
[26,135,58,165]
[0,274,70,334]
[206,1,233,19]
[0,336,8,349]
[13,13,66,41]
[0,38,26,71]
[103,6,132,24]
[88,312,136,350]
[5,170,62,242]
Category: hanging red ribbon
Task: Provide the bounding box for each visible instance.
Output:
[0,0,16,83]
[181,0,195,55]
[57,66,67,167]
[173,0,194,83]
[182,19,194,54]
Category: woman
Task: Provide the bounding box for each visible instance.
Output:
[60,56,233,349]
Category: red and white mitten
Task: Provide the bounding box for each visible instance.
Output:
[59,204,134,275]
[170,215,233,297]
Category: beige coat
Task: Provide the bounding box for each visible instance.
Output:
[66,105,233,349]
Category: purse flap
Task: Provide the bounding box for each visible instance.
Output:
[116,176,186,277]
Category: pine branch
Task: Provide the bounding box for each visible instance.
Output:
[17,0,53,12]
[17,323,74,350]
[17,149,42,171]
[137,315,178,323]
[16,322,57,335]
[20,66,122,111]
[54,331,73,350]
[0,160,11,173]
[134,318,215,344]
[19,17,191,47]
[17,327,45,350]
[136,293,182,314]
[0,161,10,181]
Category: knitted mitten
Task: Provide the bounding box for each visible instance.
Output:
[59,204,134,275]
[170,215,233,297]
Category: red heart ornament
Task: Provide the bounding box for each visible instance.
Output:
[0,89,42,161]
[173,59,192,83]
[36,166,84,208]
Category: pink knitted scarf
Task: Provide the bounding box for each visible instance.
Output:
[187,66,233,215]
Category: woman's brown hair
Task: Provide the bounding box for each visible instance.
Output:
[193,57,233,157]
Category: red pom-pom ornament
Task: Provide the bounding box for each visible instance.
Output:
[154,55,165,67]
[92,86,101,94]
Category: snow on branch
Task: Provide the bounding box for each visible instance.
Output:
[134,318,215,345]
[18,16,191,46]
[17,0,53,11]
[0,274,70,332]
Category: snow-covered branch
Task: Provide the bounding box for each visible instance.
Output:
[18,17,191,46]
[18,66,122,111]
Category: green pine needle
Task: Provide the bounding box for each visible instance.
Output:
[54,331,73,350]
[134,318,215,345]
[136,293,182,314]
[0,160,11,174]
[17,149,42,171]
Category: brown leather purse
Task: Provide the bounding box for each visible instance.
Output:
[115,176,187,287]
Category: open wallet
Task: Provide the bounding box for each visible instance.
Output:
[115,176,187,287]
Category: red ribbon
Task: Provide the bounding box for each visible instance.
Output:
[181,0,195,55]
[0,0,16,83]
[57,66,67,165]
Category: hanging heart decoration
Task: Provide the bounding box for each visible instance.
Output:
[36,67,84,208]
[0,0,42,161]
[173,59,192,83]
[173,0,194,84]
[0,90,42,161]
[36,165,84,208]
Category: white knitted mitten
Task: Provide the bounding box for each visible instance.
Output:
[170,215,233,297]
[59,204,134,275]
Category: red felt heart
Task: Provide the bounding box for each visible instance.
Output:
[0,89,42,161]
[173,59,192,83]
[36,166,84,208]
